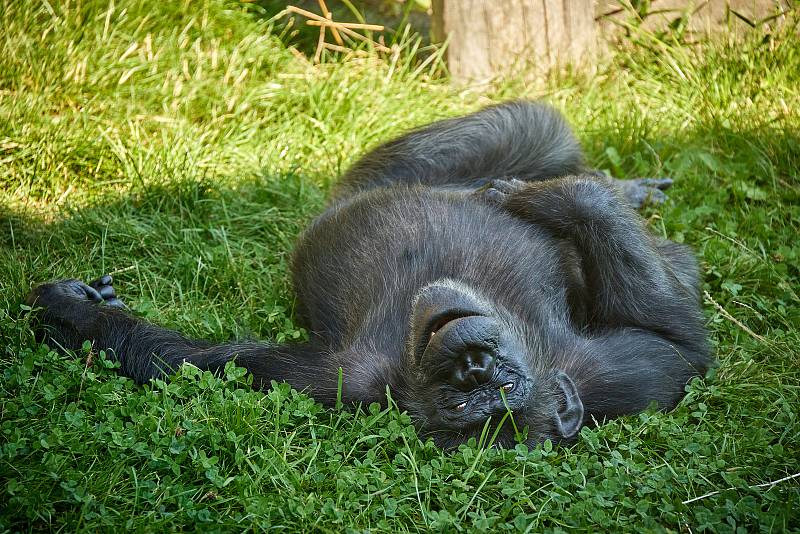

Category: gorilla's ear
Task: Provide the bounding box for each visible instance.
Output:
[554,371,584,439]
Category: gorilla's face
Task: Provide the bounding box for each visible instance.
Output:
[404,280,584,448]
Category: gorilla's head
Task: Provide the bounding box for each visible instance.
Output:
[402,279,584,449]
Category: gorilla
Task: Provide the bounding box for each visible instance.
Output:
[26,101,711,448]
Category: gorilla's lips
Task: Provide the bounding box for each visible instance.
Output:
[417,310,481,362]
[427,312,480,341]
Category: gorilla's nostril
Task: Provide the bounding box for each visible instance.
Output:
[452,350,495,389]
[468,352,494,378]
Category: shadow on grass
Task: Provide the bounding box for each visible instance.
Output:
[2,123,799,338]
[0,169,325,341]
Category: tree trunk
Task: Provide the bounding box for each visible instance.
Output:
[431,0,596,83]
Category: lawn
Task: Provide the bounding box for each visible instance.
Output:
[1,1,798,531]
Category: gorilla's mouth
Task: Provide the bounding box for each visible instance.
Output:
[426,311,480,341]
[420,310,482,355]
[412,309,483,364]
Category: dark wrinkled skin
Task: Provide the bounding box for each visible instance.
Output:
[26,101,712,449]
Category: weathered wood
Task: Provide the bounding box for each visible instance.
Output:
[595,0,790,38]
[432,0,597,83]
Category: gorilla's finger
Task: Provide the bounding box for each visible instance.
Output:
[98,285,117,299]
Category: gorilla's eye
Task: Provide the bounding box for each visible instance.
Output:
[454,402,467,412]
[501,382,514,393]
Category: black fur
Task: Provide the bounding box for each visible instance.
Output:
[27,101,712,448]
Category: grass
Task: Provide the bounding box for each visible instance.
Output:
[1,0,798,531]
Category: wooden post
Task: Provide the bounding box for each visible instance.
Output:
[431,0,596,83]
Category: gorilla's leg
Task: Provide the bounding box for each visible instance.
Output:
[334,101,586,198]
[26,278,350,406]
[335,100,675,208]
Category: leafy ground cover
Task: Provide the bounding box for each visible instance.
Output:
[1,1,798,531]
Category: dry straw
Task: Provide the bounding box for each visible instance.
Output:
[285,1,390,63]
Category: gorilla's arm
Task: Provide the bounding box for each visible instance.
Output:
[26,279,345,405]
[493,176,711,414]
[504,177,705,340]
